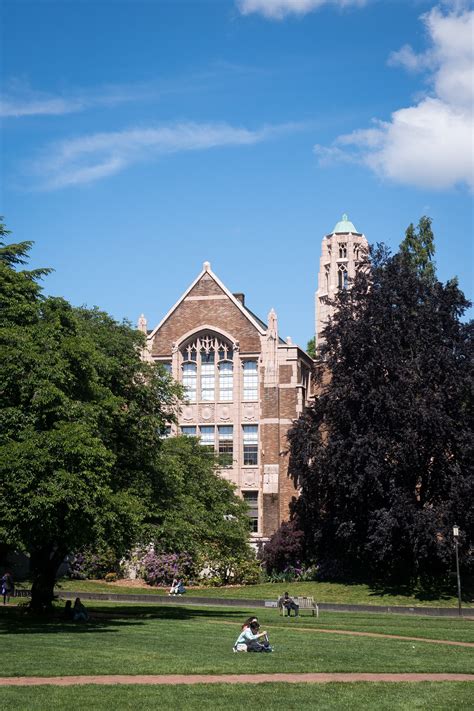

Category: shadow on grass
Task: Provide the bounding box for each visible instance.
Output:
[367,579,473,605]
[0,603,249,636]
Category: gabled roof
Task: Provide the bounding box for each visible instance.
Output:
[146,261,267,341]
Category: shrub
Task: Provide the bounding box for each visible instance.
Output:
[68,547,120,580]
[201,553,262,586]
[104,572,118,583]
[261,519,305,574]
[140,551,195,586]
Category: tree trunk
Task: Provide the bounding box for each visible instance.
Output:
[29,547,65,613]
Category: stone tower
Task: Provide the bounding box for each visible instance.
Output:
[315,214,368,348]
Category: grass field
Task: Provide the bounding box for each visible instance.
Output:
[2,603,472,709]
[1,603,472,678]
[1,682,473,711]
[46,578,473,608]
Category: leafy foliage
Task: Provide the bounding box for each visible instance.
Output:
[142,435,253,567]
[399,215,436,283]
[288,232,473,585]
[68,547,122,580]
[260,519,305,574]
[0,223,181,609]
[306,337,316,359]
[140,551,195,586]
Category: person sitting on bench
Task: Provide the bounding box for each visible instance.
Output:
[279,591,299,617]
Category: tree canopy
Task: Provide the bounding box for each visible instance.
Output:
[288,231,473,584]
[0,223,179,607]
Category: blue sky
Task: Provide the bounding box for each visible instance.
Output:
[2,0,473,347]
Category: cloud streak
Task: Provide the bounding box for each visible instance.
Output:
[238,0,366,20]
[0,80,155,118]
[314,5,474,191]
[31,121,306,190]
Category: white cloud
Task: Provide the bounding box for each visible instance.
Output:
[31,121,304,189]
[0,80,153,118]
[238,0,366,20]
[315,5,474,191]
[387,45,434,73]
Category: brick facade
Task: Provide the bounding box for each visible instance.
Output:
[141,261,312,542]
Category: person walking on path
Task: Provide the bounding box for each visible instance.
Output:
[1,572,14,605]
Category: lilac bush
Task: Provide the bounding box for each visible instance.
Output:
[140,552,195,586]
[68,547,120,580]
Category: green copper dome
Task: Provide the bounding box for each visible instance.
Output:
[332,214,359,234]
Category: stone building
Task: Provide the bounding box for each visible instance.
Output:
[139,261,313,543]
[315,214,369,348]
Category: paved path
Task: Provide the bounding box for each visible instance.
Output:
[0,673,473,686]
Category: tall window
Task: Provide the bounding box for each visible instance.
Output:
[242,491,259,533]
[218,425,233,467]
[338,243,347,259]
[182,362,197,402]
[201,352,215,401]
[181,426,197,437]
[219,361,233,401]
[243,361,258,401]
[324,265,330,292]
[338,264,348,289]
[242,425,258,465]
[181,333,233,402]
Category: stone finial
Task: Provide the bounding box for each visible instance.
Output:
[203,260,211,271]
[286,336,293,345]
[267,308,278,341]
[137,313,147,334]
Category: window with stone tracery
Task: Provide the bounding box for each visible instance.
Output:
[338,263,348,289]
[338,243,347,259]
[181,333,233,403]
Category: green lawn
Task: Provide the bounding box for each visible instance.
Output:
[1,603,472,678]
[47,578,473,609]
[1,682,473,711]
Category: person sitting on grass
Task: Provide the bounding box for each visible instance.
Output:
[63,600,74,620]
[175,579,186,595]
[241,616,259,631]
[233,620,273,653]
[169,578,179,595]
[73,597,89,622]
[279,591,299,617]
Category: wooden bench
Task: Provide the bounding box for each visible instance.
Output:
[277,595,319,618]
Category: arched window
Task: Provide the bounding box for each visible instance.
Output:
[338,243,347,259]
[180,333,234,403]
[338,264,348,289]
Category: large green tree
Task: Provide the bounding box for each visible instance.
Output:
[149,436,251,558]
[0,223,181,609]
[288,233,473,584]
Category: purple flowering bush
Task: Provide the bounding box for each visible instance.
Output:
[68,547,120,580]
[140,551,195,586]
